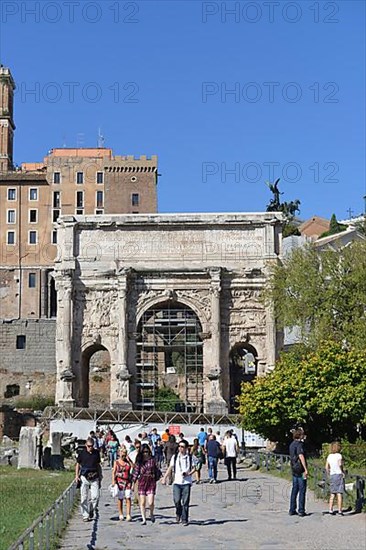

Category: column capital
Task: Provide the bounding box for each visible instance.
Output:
[208,267,221,296]
[207,266,222,280]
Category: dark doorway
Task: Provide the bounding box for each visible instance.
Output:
[229,343,258,413]
[80,345,111,407]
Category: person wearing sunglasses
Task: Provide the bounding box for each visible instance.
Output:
[132,444,162,525]
[75,437,103,522]
[161,440,195,526]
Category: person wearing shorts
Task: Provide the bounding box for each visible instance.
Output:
[325,441,345,516]
[112,446,133,521]
[132,444,161,525]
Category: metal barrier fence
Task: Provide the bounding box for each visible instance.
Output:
[247,450,365,513]
[8,480,77,550]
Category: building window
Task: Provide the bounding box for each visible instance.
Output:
[7,231,15,245]
[131,176,137,182]
[76,172,84,184]
[29,230,37,244]
[96,191,104,208]
[16,335,26,350]
[76,209,84,215]
[53,191,60,208]
[53,172,61,184]
[76,191,84,208]
[52,230,57,244]
[29,209,37,223]
[29,188,38,201]
[53,209,60,222]
[96,172,104,184]
[4,384,20,398]
[131,193,139,207]
[7,210,16,224]
[7,188,16,200]
[95,209,103,215]
[28,273,36,288]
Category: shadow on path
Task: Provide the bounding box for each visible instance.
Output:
[86,509,99,550]
[159,518,248,526]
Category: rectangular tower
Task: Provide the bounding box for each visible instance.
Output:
[0,66,16,172]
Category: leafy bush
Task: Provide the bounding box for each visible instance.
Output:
[238,342,366,447]
[154,387,182,412]
[14,395,54,411]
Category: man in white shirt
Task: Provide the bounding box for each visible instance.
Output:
[161,440,195,526]
[223,430,239,480]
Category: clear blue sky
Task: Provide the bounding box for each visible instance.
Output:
[1,0,365,220]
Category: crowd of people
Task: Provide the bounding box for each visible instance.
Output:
[75,426,241,525]
[76,426,347,524]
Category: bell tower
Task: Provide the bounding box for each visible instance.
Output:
[0,66,16,172]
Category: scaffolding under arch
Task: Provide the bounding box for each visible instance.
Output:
[135,301,204,412]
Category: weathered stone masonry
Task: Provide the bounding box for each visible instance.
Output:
[54,212,283,413]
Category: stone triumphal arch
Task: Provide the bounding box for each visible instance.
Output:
[54,212,283,414]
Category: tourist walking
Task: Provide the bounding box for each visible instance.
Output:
[206,434,222,483]
[325,441,345,515]
[112,446,134,521]
[75,437,103,522]
[123,434,134,454]
[161,439,195,526]
[164,435,178,483]
[162,428,170,444]
[191,438,205,483]
[132,444,161,524]
[107,433,119,468]
[222,430,239,480]
[289,429,308,517]
[150,427,162,458]
[129,439,141,463]
[197,427,207,450]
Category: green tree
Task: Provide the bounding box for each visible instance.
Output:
[154,386,182,412]
[264,241,366,350]
[319,213,347,238]
[238,342,366,446]
[354,216,366,236]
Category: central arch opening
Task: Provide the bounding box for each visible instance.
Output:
[136,301,203,412]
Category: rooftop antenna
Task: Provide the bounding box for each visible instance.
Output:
[62,134,67,148]
[98,127,105,148]
[76,133,85,148]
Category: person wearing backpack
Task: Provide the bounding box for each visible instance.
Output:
[289,429,308,517]
[161,439,195,526]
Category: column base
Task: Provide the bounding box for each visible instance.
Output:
[110,399,133,411]
[205,399,228,415]
[57,399,75,408]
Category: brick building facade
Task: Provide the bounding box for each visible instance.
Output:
[0,66,158,404]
